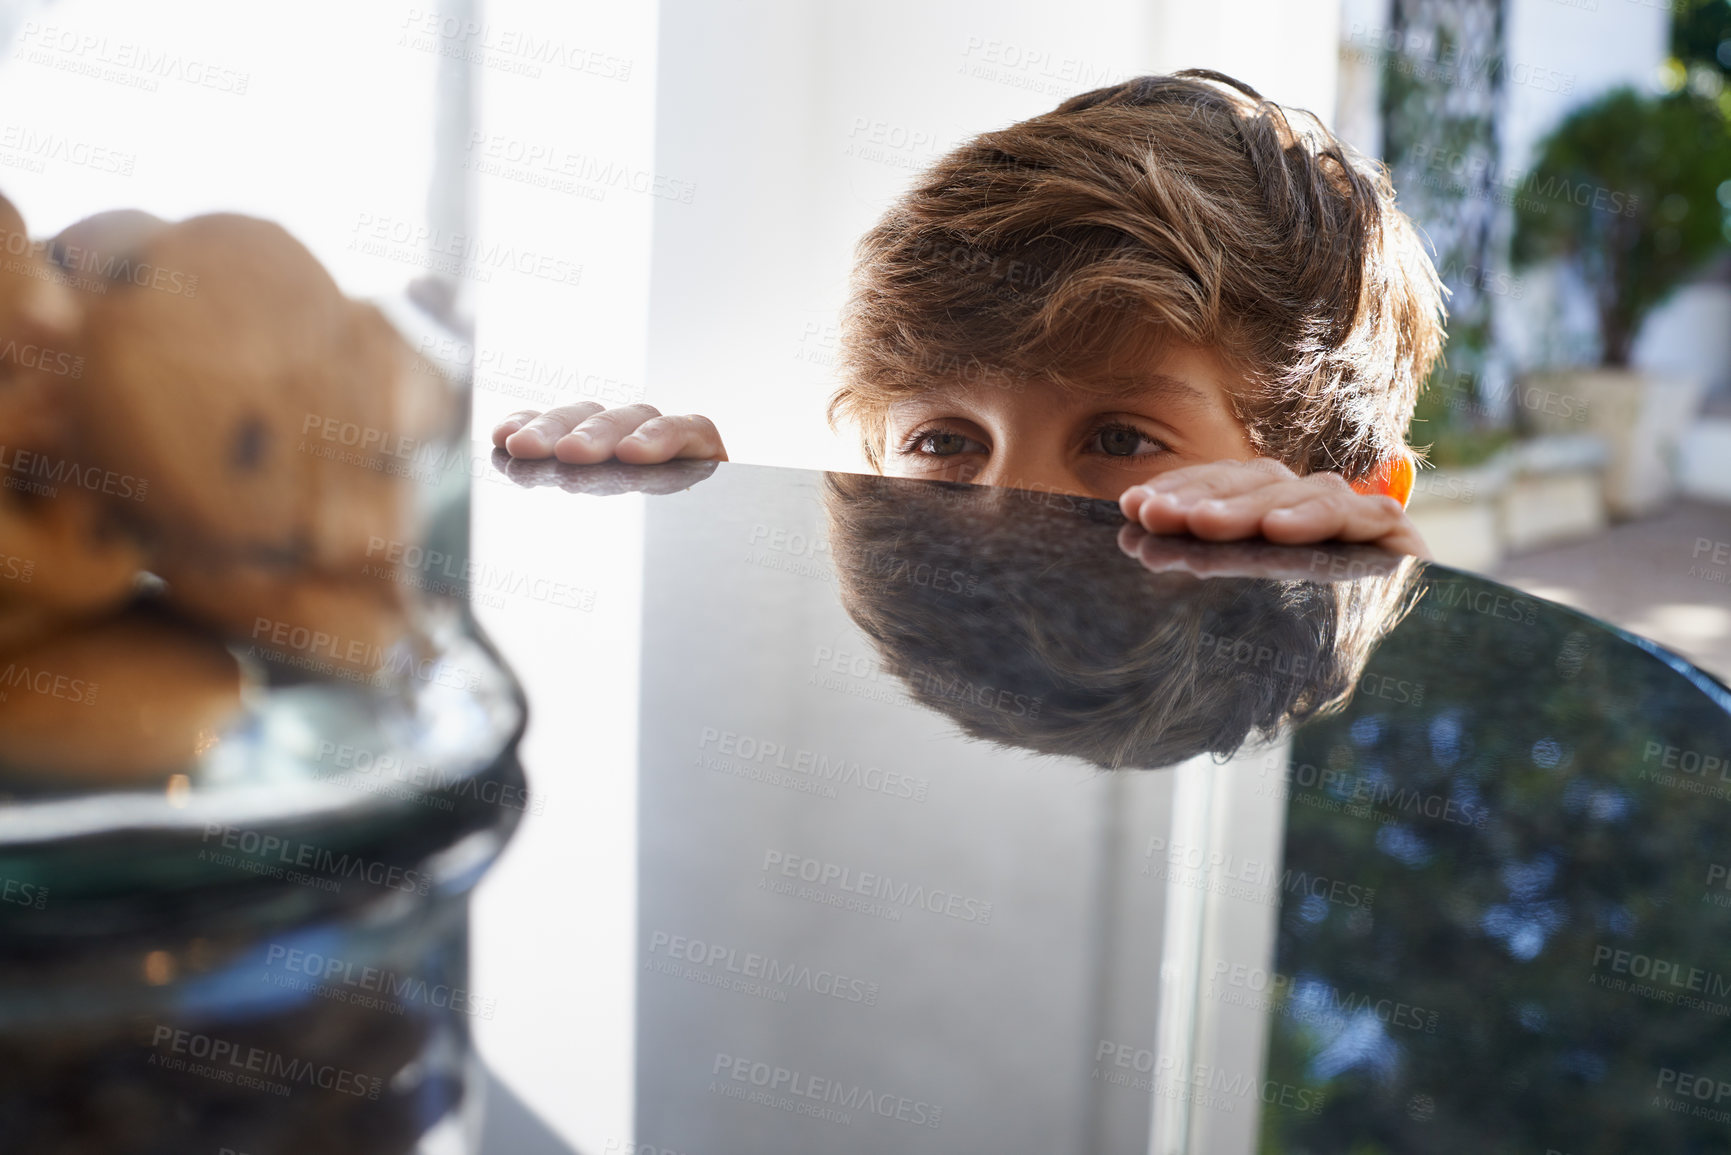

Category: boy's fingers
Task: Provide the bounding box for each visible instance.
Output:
[1124,466,1357,524]
[1263,495,1431,558]
[1121,474,1298,534]
[495,403,729,465]
[1135,458,1297,501]
[491,409,543,448]
[1121,485,1201,534]
[1180,479,1345,540]
[502,403,606,457]
[1258,493,1401,542]
[552,403,665,463]
[613,414,729,463]
[1123,474,1429,558]
[1120,459,1301,524]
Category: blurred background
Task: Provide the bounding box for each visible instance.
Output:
[2,0,1729,1147]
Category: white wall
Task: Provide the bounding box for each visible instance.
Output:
[461,3,662,1152]
[1150,0,1344,123]
[643,0,1345,474]
[1635,283,1731,394]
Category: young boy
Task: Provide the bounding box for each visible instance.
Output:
[493,70,1445,559]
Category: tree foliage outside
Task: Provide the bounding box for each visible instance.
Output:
[1510,88,1731,367]
[1669,0,1731,96]
[1259,572,1731,1152]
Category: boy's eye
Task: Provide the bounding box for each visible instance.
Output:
[908,429,987,456]
[1090,423,1166,457]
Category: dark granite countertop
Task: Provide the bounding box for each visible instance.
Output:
[478,457,1731,1155]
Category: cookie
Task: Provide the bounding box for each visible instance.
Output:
[1,192,81,446]
[0,484,146,650]
[47,208,167,279]
[0,612,244,782]
[70,213,455,573]
[0,196,144,647]
[0,191,78,351]
[161,562,416,684]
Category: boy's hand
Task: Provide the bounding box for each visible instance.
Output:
[492,403,727,465]
[1118,459,1430,559]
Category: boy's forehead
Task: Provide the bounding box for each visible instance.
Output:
[886,368,1222,416]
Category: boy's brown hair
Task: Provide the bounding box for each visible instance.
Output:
[830,69,1446,481]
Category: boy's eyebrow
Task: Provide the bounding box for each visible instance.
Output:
[1100,372,1212,413]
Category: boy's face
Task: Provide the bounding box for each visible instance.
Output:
[880,343,1257,501]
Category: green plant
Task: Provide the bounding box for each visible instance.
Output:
[1511,88,1731,366]
[1408,391,1515,468]
[1670,0,1730,87]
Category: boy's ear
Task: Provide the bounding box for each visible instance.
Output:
[1349,453,1416,509]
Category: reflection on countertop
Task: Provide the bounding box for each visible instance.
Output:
[485,457,1731,1155]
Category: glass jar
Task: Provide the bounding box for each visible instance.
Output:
[0,2,525,1151]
